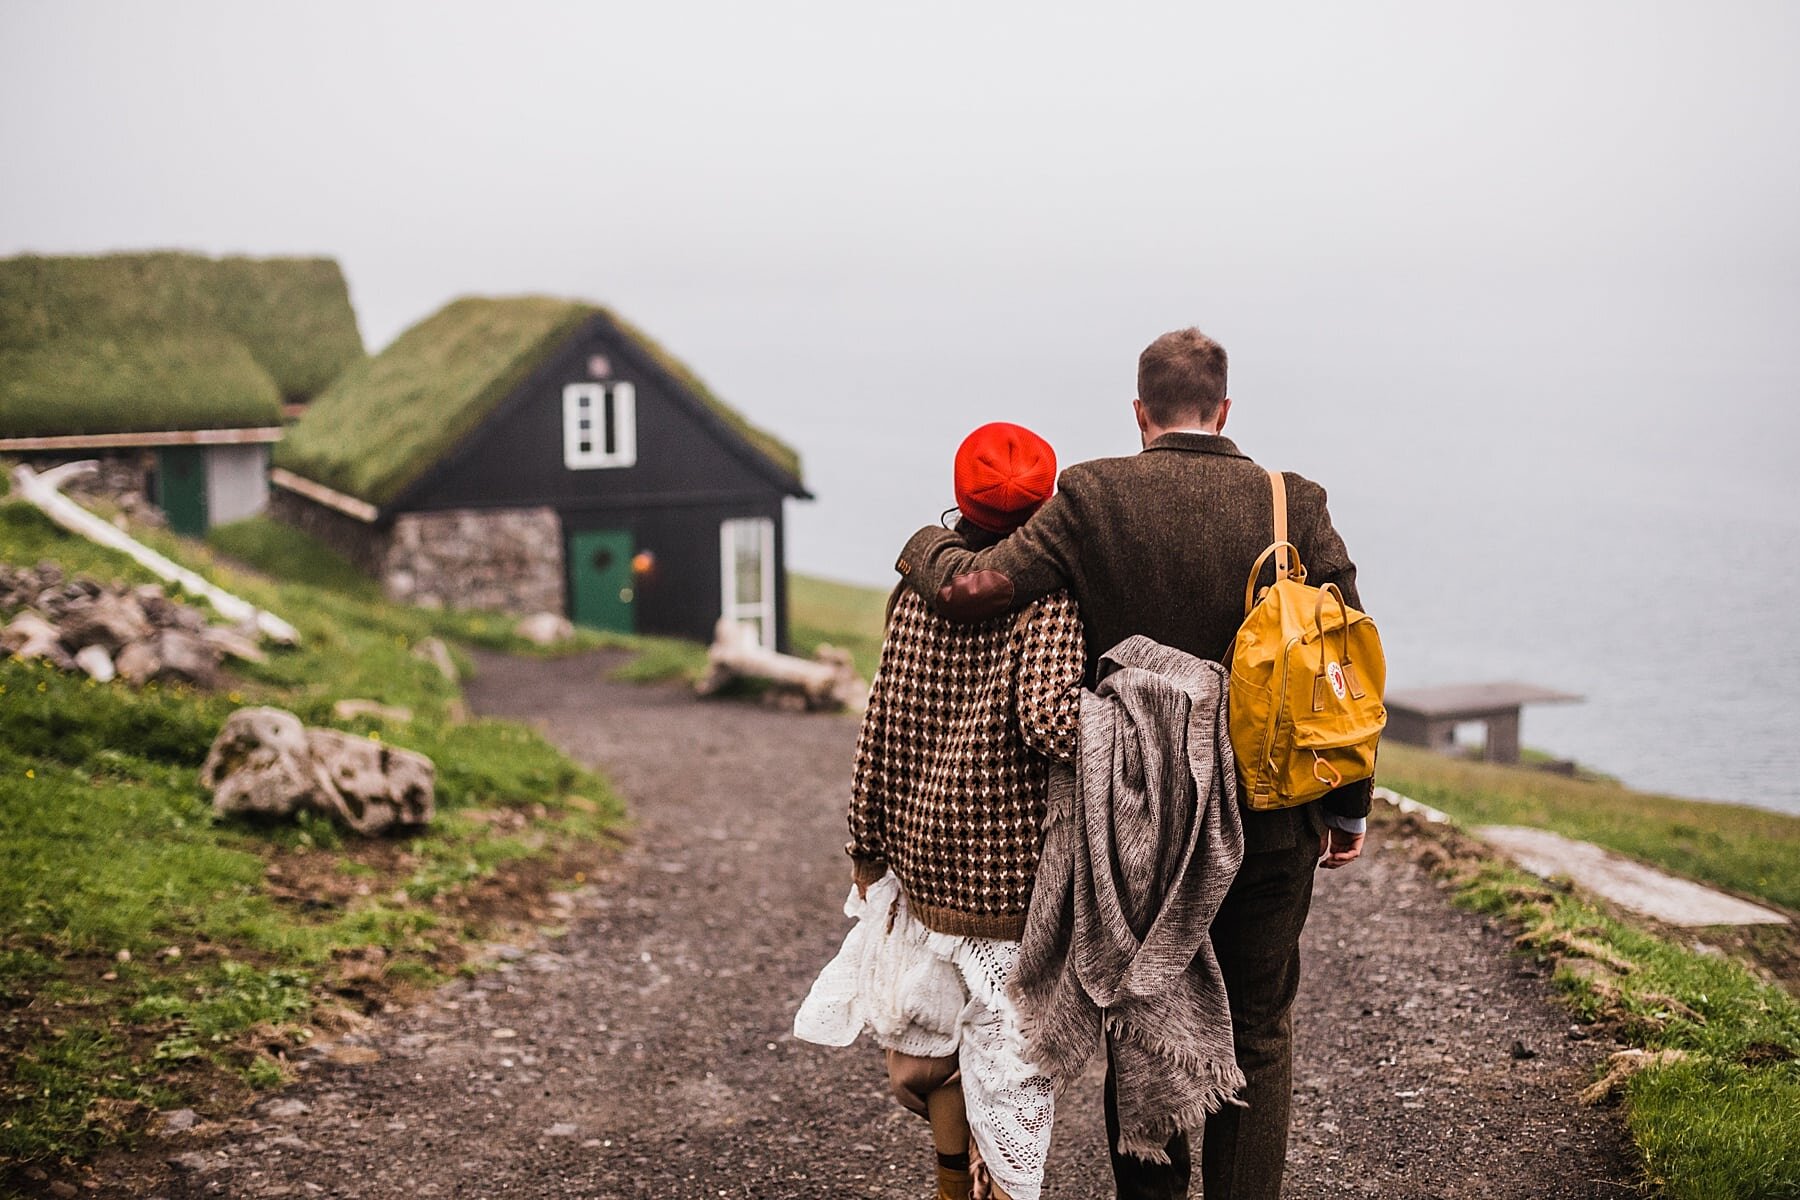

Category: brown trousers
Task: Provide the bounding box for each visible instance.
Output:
[1106,838,1319,1200]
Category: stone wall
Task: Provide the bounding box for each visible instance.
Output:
[382,507,564,614]
[268,488,388,575]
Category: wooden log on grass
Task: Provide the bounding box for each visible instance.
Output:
[696,616,867,712]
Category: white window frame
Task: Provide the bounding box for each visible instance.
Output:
[720,517,777,650]
[562,382,637,470]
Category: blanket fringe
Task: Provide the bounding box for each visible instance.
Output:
[1112,1076,1249,1162]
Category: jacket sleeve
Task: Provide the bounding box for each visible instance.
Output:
[1291,475,1374,822]
[1013,593,1086,764]
[896,484,1083,623]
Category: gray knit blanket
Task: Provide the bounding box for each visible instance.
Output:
[1011,635,1248,1161]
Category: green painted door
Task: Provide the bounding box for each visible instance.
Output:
[568,529,635,633]
[155,446,208,536]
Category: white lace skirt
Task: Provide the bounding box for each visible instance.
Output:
[794,873,1055,1200]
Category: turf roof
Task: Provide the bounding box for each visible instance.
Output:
[0,252,364,438]
[274,296,804,507]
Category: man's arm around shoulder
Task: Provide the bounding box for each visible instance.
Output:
[897,484,1083,622]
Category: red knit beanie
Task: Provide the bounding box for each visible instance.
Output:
[954,422,1057,533]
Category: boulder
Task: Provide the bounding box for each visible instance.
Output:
[200,707,435,835]
[305,729,436,833]
[201,707,329,821]
[516,612,574,646]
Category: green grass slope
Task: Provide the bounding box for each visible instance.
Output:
[0,500,623,1172]
[788,572,891,680]
[1381,743,1800,913]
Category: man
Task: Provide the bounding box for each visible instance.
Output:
[895,327,1369,1200]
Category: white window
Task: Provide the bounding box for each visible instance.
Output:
[563,382,637,469]
[720,517,776,650]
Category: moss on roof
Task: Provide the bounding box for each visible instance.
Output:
[274,296,803,507]
[0,252,363,438]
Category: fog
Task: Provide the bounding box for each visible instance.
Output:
[4,0,1798,804]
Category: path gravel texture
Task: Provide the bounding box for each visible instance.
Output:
[95,651,1638,1199]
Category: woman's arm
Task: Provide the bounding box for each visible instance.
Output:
[1013,591,1085,764]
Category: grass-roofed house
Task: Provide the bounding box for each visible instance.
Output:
[0,251,364,535]
[271,296,810,649]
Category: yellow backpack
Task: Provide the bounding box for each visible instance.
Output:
[1228,469,1387,811]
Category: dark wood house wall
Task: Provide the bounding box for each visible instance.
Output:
[377,314,802,650]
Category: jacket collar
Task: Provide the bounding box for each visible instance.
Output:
[1143,431,1249,460]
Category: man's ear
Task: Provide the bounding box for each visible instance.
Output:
[1214,396,1232,434]
[1133,398,1151,444]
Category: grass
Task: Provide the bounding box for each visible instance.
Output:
[0,499,623,1172]
[1381,742,1800,913]
[206,515,706,680]
[788,572,891,680]
[1436,839,1800,1199]
[0,252,361,434]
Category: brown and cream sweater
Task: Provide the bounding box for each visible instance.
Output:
[847,587,1084,939]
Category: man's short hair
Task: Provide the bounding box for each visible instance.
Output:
[1137,328,1228,426]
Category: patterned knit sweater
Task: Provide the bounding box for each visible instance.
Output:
[847,587,1084,939]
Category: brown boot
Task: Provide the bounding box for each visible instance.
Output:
[935,1152,973,1200]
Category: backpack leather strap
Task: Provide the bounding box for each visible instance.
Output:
[1269,468,1290,583]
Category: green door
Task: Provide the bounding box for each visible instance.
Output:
[155,446,208,536]
[568,529,635,633]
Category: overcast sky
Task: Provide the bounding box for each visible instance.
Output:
[4,0,1797,586]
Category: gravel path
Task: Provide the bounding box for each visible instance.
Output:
[96,651,1638,1199]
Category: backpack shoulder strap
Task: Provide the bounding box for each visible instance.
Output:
[1268,468,1290,582]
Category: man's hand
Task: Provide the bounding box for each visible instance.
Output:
[1319,827,1365,869]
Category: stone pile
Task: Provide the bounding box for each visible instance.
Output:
[0,560,267,687]
[200,706,436,835]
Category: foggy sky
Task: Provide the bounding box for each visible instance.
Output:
[4,0,1797,586]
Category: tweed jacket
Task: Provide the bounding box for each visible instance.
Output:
[898,432,1371,852]
[848,587,1084,939]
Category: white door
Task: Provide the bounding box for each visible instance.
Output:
[720,517,776,649]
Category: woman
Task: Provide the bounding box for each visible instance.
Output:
[795,423,1085,1200]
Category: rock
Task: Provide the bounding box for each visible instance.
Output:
[111,640,152,684]
[47,1181,77,1198]
[544,1122,579,1138]
[321,1043,381,1065]
[258,1097,310,1119]
[57,592,152,652]
[201,707,327,821]
[1509,1040,1537,1060]
[201,706,436,835]
[516,611,574,646]
[153,1107,200,1134]
[2,611,74,668]
[305,728,436,833]
[202,624,268,664]
[150,629,223,687]
[331,699,414,724]
[166,1151,211,1173]
[412,637,459,681]
[74,644,116,682]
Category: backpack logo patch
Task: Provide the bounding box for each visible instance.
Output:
[1326,661,1348,700]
